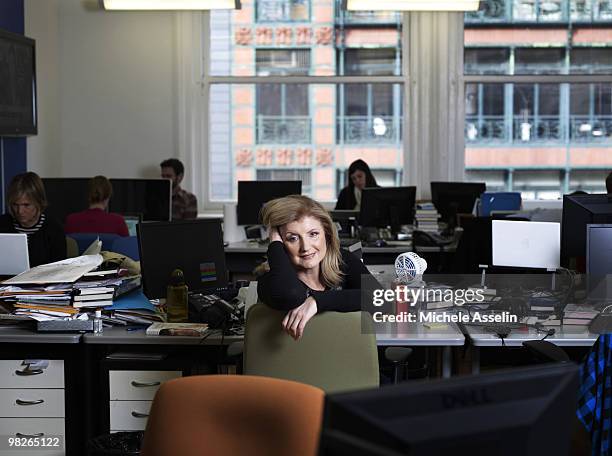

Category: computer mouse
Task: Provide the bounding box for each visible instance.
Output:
[374,239,388,247]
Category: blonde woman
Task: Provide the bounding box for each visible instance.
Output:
[0,172,66,266]
[257,195,374,340]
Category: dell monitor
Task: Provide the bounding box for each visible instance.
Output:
[236,181,302,225]
[319,363,579,456]
[586,224,612,300]
[359,187,416,232]
[561,194,612,271]
[137,219,228,299]
[431,182,486,229]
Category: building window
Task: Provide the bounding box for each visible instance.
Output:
[337,49,402,145]
[256,0,309,22]
[256,49,311,145]
[464,0,612,198]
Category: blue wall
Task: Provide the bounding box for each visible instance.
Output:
[0,0,27,213]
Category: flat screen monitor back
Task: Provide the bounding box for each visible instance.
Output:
[586,224,612,300]
[320,363,578,456]
[561,194,612,270]
[431,182,486,228]
[492,220,560,270]
[109,179,171,222]
[43,178,89,224]
[236,181,302,225]
[359,186,416,230]
[43,178,172,223]
[138,219,228,299]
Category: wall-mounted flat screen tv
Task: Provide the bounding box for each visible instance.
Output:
[0,28,37,136]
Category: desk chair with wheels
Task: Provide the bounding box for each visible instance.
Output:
[67,232,121,254]
[140,375,324,456]
[243,303,379,393]
[110,236,139,260]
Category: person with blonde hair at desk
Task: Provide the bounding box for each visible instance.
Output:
[0,172,66,267]
[257,195,375,340]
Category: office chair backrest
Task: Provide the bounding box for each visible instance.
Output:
[479,192,522,217]
[244,303,379,393]
[140,375,324,456]
[65,236,79,258]
[68,232,121,254]
[111,236,140,261]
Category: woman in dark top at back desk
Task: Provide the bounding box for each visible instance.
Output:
[257,195,375,340]
[335,159,379,211]
[0,172,66,267]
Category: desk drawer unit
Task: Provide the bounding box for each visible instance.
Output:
[0,360,64,388]
[109,401,152,431]
[0,389,65,418]
[109,370,182,431]
[109,370,182,401]
[0,360,65,455]
[0,417,65,456]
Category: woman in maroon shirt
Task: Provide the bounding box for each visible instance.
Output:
[65,176,129,237]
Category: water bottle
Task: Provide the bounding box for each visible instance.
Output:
[166,269,188,323]
[93,310,103,334]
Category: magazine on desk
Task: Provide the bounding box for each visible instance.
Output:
[146,322,209,337]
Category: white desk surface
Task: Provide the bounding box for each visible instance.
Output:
[465,324,599,347]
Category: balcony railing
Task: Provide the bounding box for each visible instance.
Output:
[256,115,311,144]
[337,115,402,144]
[570,115,612,141]
[465,0,612,24]
[256,0,309,22]
[466,114,612,143]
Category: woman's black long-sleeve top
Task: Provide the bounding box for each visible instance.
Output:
[257,241,373,312]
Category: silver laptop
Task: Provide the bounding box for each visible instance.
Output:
[0,233,30,275]
[492,220,560,270]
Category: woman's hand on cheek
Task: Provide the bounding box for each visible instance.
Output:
[281,296,318,340]
[268,226,283,243]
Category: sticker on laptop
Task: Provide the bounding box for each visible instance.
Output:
[200,262,217,283]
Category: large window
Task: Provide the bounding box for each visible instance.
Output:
[464,0,612,198]
[207,0,404,202]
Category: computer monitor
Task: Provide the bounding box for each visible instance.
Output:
[330,210,360,238]
[236,181,302,225]
[492,220,560,270]
[561,194,612,270]
[43,178,172,223]
[43,178,89,224]
[359,187,416,232]
[137,219,228,299]
[0,234,29,275]
[319,363,578,456]
[431,182,486,229]
[122,213,143,237]
[108,179,172,222]
[587,224,612,275]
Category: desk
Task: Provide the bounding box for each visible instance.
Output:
[376,323,465,378]
[465,324,598,374]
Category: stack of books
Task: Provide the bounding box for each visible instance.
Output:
[72,274,141,309]
[562,304,599,326]
[415,203,441,233]
[0,285,76,321]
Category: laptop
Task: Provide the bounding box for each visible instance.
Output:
[0,233,30,275]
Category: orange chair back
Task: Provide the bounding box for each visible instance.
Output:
[140,375,324,456]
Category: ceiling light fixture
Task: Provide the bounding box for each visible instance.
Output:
[100,0,240,10]
[342,0,480,11]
